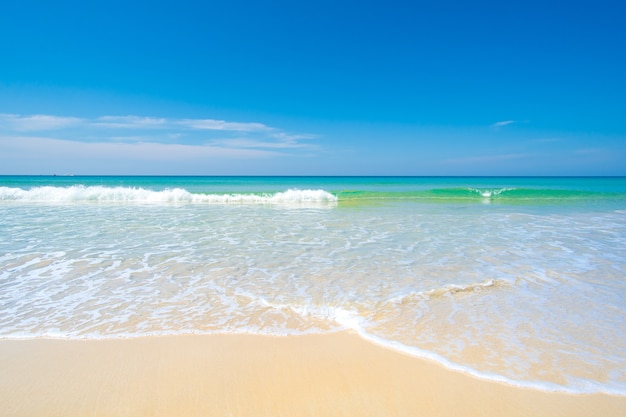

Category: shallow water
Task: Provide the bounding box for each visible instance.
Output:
[1,176,625,394]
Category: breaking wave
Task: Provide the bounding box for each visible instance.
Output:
[0,186,338,206]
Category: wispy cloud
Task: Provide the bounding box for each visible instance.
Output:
[270,132,317,142]
[210,138,316,149]
[491,120,517,128]
[490,119,530,129]
[177,118,272,132]
[0,135,282,161]
[0,113,319,172]
[0,113,304,136]
[0,113,83,131]
[109,135,155,142]
[93,116,168,129]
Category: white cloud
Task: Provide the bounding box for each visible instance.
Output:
[0,135,282,162]
[270,132,317,142]
[491,120,517,128]
[109,135,154,142]
[93,116,168,129]
[490,120,530,129]
[0,113,83,131]
[0,113,319,170]
[178,118,272,132]
[0,113,304,137]
[210,138,315,149]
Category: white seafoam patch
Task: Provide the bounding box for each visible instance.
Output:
[0,186,338,205]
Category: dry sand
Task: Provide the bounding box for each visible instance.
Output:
[0,332,624,417]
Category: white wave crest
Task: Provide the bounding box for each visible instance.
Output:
[0,186,338,206]
[469,188,514,198]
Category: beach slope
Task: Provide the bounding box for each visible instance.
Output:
[1,332,623,417]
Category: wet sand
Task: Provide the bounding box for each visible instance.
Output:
[0,332,624,417]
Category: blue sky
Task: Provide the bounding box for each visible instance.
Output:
[1,0,624,175]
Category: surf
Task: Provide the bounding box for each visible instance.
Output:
[0,185,338,206]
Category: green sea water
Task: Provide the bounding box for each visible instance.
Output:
[2,176,625,205]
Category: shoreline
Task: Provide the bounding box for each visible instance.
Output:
[1,332,624,417]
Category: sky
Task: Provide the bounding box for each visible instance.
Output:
[0,0,624,175]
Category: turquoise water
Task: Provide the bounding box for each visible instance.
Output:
[2,175,625,200]
[1,176,625,394]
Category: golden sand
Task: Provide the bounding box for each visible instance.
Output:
[0,332,623,417]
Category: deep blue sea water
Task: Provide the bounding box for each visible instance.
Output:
[1,176,625,394]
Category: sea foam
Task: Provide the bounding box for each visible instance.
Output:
[0,186,337,205]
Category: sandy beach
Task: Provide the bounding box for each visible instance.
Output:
[1,332,624,417]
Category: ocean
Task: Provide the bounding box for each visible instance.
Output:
[1,176,625,394]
